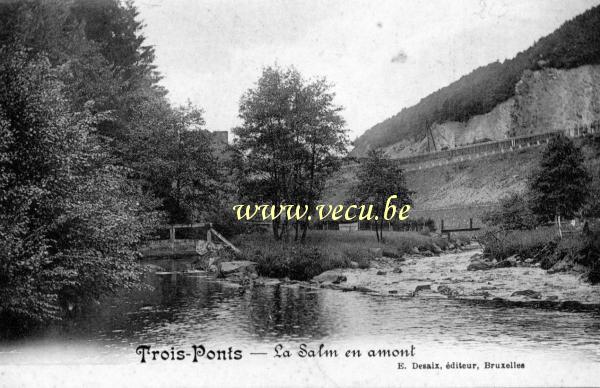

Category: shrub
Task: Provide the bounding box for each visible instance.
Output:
[233,230,452,280]
[479,227,554,261]
[249,245,349,281]
[482,192,537,230]
[577,229,600,283]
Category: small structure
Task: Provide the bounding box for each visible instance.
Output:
[140,222,240,258]
[339,222,359,232]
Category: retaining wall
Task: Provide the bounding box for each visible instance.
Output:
[348,122,600,172]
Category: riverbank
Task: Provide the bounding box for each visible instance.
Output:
[309,246,600,308]
[229,230,457,281]
[174,233,600,311]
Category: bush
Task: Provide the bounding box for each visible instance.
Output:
[482,192,537,230]
[248,245,349,281]
[479,227,555,261]
[479,226,600,283]
[577,229,600,283]
[232,230,452,280]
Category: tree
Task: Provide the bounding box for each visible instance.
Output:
[482,192,537,230]
[234,66,348,241]
[0,47,161,334]
[0,1,225,335]
[529,134,590,238]
[122,98,222,223]
[0,0,222,225]
[350,149,413,242]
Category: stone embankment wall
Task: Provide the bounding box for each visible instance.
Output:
[391,123,598,172]
[381,65,600,159]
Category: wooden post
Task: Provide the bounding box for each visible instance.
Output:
[469,218,473,230]
[169,225,175,249]
[210,228,241,254]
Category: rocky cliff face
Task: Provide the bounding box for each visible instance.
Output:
[380,65,600,158]
[511,65,600,136]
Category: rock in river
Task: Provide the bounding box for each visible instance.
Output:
[431,243,442,254]
[413,284,431,296]
[437,285,455,297]
[494,259,514,269]
[511,290,542,299]
[467,261,494,271]
[219,261,257,276]
[313,270,347,284]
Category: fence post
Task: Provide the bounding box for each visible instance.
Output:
[470,218,473,230]
[169,225,175,249]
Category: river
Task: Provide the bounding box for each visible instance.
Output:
[1,253,600,387]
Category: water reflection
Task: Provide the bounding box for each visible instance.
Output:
[5,272,600,361]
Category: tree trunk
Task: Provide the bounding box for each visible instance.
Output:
[300,221,308,242]
[279,220,288,241]
[557,214,563,239]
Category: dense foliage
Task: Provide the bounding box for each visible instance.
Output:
[0,0,223,334]
[482,192,537,231]
[349,149,413,242]
[528,135,589,227]
[234,66,348,241]
[352,5,600,154]
[480,135,599,283]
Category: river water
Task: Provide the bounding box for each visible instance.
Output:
[2,267,600,386]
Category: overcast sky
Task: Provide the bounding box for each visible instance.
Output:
[136,0,599,140]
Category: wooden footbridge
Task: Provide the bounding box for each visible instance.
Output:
[440,218,481,237]
[140,222,239,259]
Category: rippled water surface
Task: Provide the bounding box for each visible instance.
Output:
[2,271,600,364]
[3,270,593,361]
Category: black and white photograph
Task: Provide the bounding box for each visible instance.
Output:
[1,0,600,387]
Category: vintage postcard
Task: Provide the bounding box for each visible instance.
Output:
[1,0,599,387]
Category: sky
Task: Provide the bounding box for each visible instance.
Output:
[136,0,600,141]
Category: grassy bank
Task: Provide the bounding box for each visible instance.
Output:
[232,230,453,281]
[478,226,600,283]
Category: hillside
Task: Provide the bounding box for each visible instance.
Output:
[380,65,600,157]
[351,5,600,157]
[324,147,541,211]
[324,134,599,229]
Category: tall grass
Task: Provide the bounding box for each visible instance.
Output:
[232,230,451,280]
[478,227,555,261]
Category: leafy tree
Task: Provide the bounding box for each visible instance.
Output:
[123,98,223,223]
[482,192,537,230]
[350,149,413,242]
[0,47,162,334]
[0,0,221,224]
[529,134,590,237]
[581,135,600,218]
[234,66,348,241]
[0,0,227,336]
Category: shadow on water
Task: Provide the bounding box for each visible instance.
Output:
[4,272,600,361]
